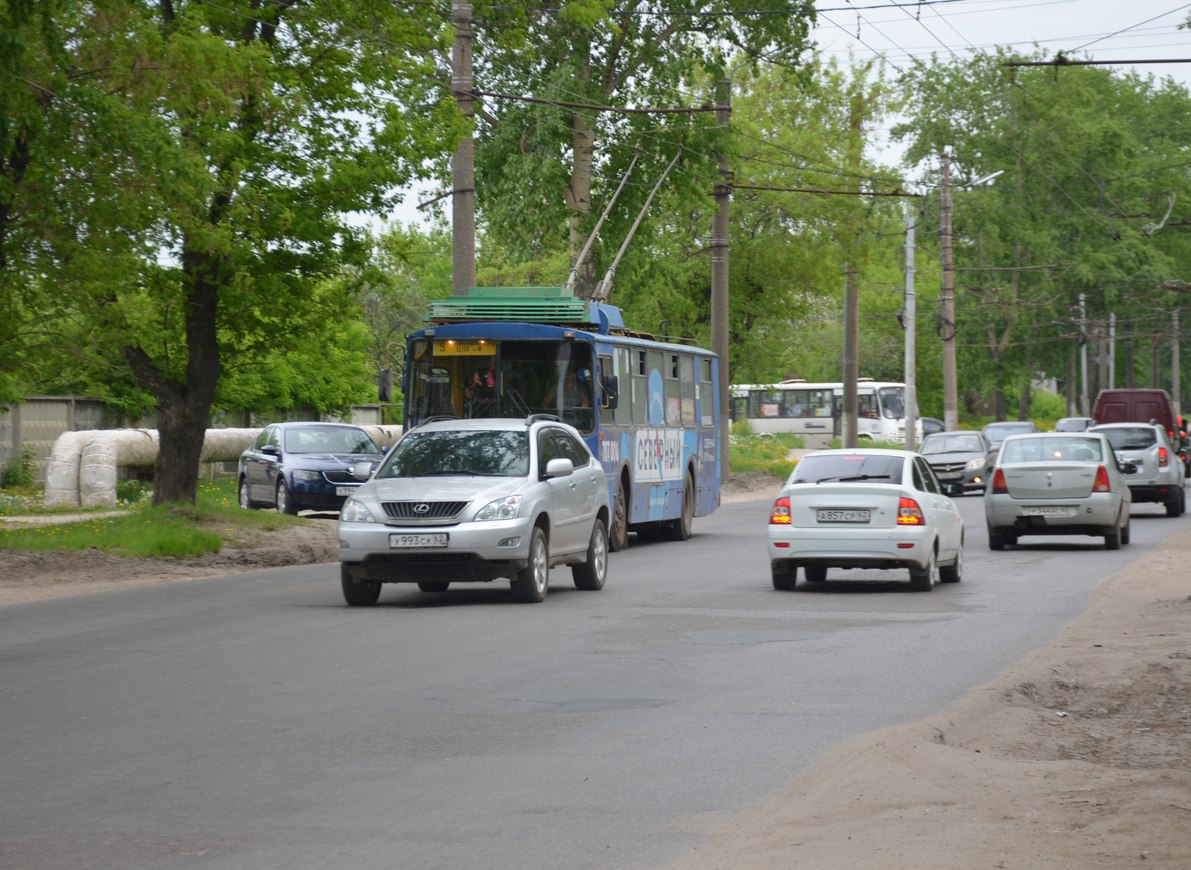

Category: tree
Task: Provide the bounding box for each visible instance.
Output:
[895,50,1191,415]
[467,0,817,297]
[4,1,463,503]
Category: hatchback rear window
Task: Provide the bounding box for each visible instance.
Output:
[999,438,1102,463]
[792,454,903,485]
[379,430,530,478]
[1096,428,1157,450]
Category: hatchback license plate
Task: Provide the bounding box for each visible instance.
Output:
[390,533,449,548]
[817,509,871,524]
[1023,505,1076,517]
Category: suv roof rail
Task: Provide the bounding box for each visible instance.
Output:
[414,415,459,428]
[525,414,562,426]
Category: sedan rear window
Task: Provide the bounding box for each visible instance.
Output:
[379,430,530,478]
[792,454,903,485]
[999,438,1102,463]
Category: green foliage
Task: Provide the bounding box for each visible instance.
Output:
[1,447,36,488]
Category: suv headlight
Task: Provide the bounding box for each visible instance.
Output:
[475,495,522,521]
[340,498,376,523]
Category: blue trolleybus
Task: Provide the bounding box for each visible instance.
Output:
[404,286,721,550]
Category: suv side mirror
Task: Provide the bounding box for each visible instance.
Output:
[544,457,574,479]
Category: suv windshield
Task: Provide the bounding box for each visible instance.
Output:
[378,430,530,478]
[792,454,903,485]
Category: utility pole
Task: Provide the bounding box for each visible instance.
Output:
[842,262,859,446]
[1174,308,1182,418]
[903,200,917,451]
[712,79,731,472]
[1109,313,1116,389]
[1079,293,1089,415]
[450,2,476,296]
[939,147,958,431]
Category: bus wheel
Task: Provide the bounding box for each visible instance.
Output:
[609,479,629,552]
[666,475,694,541]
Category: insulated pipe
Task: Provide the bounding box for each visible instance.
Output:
[45,426,402,508]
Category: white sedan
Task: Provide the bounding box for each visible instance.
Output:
[767,449,965,592]
[984,431,1133,550]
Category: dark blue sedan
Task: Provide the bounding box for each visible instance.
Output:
[238,422,385,514]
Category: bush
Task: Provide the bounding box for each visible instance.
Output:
[1,447,36,488]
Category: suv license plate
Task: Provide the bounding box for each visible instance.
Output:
[817,509,871,524]
[390,533,449,548]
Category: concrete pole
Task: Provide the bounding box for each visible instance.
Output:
[712,79,731,474]
[1109,313,1116,389]
[940,147,958,431]
[1080,293,1089,416]
[842,262,859,447]
[450,3,476,296]
[1173,308,1181,418]
[903,200,918,451]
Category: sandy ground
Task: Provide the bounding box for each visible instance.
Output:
[3,476,1189,868]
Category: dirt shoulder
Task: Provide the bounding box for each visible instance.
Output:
[4,477,1189,867]
[666,527,1191,870]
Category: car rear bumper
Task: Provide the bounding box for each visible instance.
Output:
[767,526,935,571]
[1126,483,1183,503]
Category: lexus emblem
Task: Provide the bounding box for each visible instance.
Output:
[413,503,431,514]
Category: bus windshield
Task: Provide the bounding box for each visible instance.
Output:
[407,338,595,432]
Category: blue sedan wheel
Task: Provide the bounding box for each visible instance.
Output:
[275,480,299,515]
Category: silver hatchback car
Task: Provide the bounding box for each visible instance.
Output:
[338,416,610,605]
[1088,422,1186,517]
[984,431,1133,550]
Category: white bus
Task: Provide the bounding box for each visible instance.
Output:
[729,378,920,448]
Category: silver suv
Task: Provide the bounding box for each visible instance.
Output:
[1089,422,1186,517]
[337,416,610,605]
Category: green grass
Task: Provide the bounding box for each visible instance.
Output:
[729,432,805,478]
[0,479,306,558]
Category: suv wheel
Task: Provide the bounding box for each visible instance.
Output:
[341,564,381,606]
[511,527,549,603]
[572,518,608,591]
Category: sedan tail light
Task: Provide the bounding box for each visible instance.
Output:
[1158,447,1169,467]
[897,497,925,525]
[991,467,1008,494]
[769,496,792,525]
[1093,465,1111,492]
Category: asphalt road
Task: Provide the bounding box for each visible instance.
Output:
[2,493,1185,870]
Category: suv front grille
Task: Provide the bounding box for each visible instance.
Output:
[382,500,468,520]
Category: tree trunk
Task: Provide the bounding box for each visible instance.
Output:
[125,242,222,506]
[568,110,596,295]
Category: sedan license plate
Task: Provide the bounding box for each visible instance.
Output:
[336,486,356,496]
[1023,505,1076,518]
[390,533,449,549]
[817,509,871,524]
[936,472,962,480]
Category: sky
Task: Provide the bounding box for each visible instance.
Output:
[384,1,1191,228]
